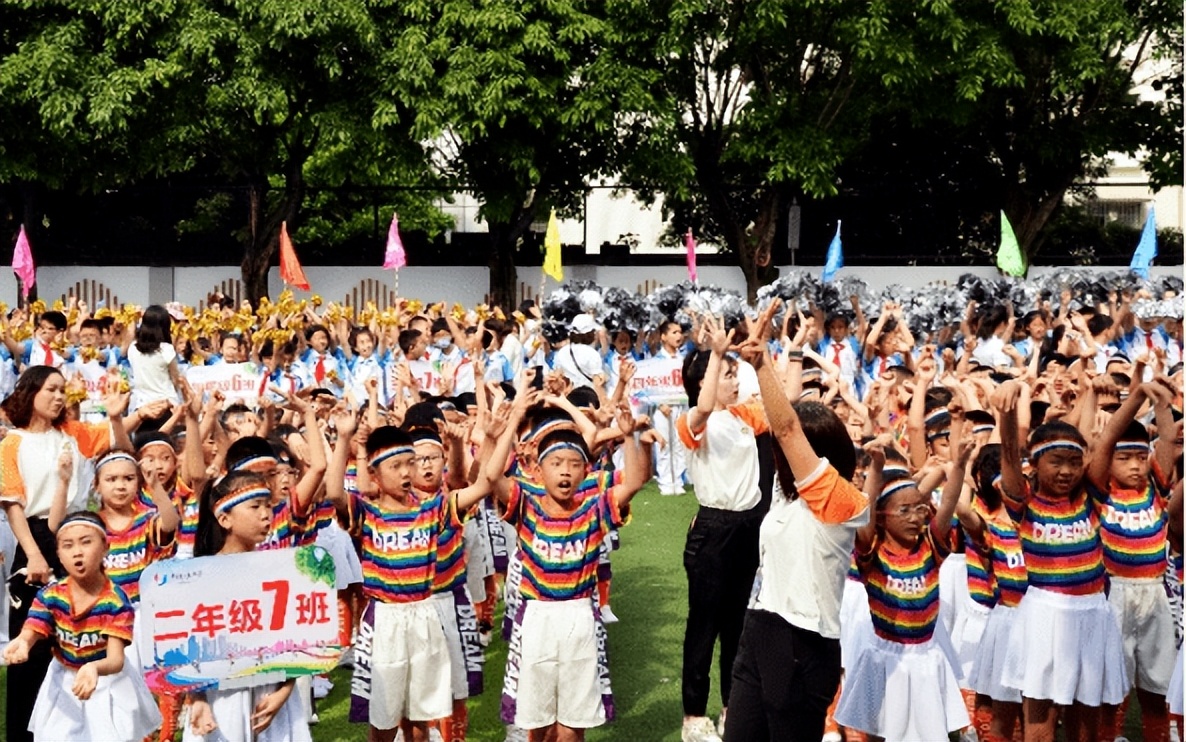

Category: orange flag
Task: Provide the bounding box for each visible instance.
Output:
[279,221,310,290]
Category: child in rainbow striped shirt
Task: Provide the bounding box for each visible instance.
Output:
[327,411,500,742]
[1085,379,1177,742]
[486,390,653,742]
[834,438,970,741]
[994,380,1129,741]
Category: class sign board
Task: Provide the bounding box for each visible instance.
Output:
[139,546,341,694]
[185,362,266,405]
[627,357,688,410]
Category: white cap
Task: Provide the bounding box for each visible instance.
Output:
[569,314,599,335]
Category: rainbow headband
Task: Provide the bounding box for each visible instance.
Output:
[232,454,278,472]
[1115,441,1151,453]
[925,409,951,426]
[95,451,137,472]
[215,485,271,514]
[138,439,175,454]
[538,441,589,464]
[972,424,995,435]
[879,479,916,502]
[57,512,107,538]
[524,418,575,442]
[1029,439,1085,460]
[369,445,415,469]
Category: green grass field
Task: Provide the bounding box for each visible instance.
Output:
[0,482,1151,741]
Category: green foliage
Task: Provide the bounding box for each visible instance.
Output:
[294,545,337,586]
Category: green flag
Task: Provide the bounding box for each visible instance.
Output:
[996,210,1026,277]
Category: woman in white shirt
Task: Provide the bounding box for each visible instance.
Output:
[724,301,869,742]
[126,305,183,413]
[0,366,124,742]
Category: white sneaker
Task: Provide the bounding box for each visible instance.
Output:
[308,713,320,725]
[821,733,842,742]
[311,675,333,699]
[600,605,619,624]
[682,716,723,742]
[479,628,492,647]
[717,709,727,738]
[504,726,529,742]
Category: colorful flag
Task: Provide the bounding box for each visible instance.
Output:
[685,228,698,284]
[383,212,407,270]
[543,209,563,282]
[1129,206,1157,279]
[12,224,35,299]
[996,210,1026,277]
[278,222,310,290]
[821,220,843,282]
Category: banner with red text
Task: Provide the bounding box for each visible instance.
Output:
[627,357,687,410]
[185,362,265,406]
[139,546,340,693]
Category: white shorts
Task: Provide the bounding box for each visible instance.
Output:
[181,682,311,742]
[834,632,969,741]
[1108,576,1177,694]
[502,598,609,730]
[1002,588,1129,706]
[938,552,969,638]
[366,599,452,727]
[34,658,162,742]
[968,604,1023,703]
[950,599,991,688]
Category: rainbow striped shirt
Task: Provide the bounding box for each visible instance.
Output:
[859,530,947,644]
[505,470,624,602]
[257,498,314,551]
[100,506,174,604]
[968,498,1028,608]
[428,488,470,594]
[138,479,197,555]
[1017,488,1105,596]
[1089,479,1168,581]
[24,578,134,670]
[352,491,458,604]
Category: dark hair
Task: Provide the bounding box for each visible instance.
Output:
[659,320,682,336]
[972,444,1003,511]
[567,386,600,410]
[825,312,851,329]
[430,318,451,336]
[965,409,995,428]
[79,318,103,333]
[1117,419,1150,444]
[305,324,330,343]
[924,388,953,411]
[195,471,268,557]
[976,305,1009,340]
[39,310,68,331]
[1028,421,1087,457]
[365,425,414,459]
[135,305,173,354]
[2,366,66,429]
[226,436,275,471]
[536,428,591,463]
[218,332,241,350]
[452,392,477,411]
[1022,310,1044,328]
[876,474,918,512]
[681,349,737,408]
[349,326,375,352]
[776,401,857,500]
[56,511,107,541]
[221,403,253,425]
[1086,314,1113,338]
[398,329,422,355]
[403,401,445,431]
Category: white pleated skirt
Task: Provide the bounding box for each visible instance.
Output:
[938,552,969,638]
[949,599,991,688]
[31,659,162,742]
[181,682,311,742]
[968,604,1023,703]
[839,578,873,672]
[1002,587,1129,706]
[834,631,969,741]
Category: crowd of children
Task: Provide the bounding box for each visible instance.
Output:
[0,272,1180,742]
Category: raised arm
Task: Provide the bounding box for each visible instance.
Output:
[685,316,732,434]
[1087,382,1153,491]
[931,439,973,544]
[992,381,1027,502]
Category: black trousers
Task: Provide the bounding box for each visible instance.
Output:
[7,517,60,742]
[724,609,843,742]
[681,506,761,717]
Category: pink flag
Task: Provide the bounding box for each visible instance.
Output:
[12,225,35,298]
[383,212,407,270]
[685,228,698,284]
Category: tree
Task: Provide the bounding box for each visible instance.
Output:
[373,0,634,308]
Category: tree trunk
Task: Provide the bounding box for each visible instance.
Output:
[485,204,537,310]
[1003,178,1076,267]
[240,164,305,307]
[738,191,783,301]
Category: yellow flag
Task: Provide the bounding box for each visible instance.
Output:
[543,209,564,281]
[996,210,1026,277]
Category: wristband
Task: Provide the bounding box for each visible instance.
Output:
[785,350,804,360]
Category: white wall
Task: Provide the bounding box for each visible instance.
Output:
[11,263,1180,309]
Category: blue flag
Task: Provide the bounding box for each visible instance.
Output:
[822,220,843,282]
[1130,206,1157,279]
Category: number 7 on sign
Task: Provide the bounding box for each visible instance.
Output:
[262,580,290,631]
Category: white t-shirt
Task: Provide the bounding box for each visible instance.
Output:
[553,343,604,389]
[127,342,179,408]
[0,425,112,517]
[753,459,869,639]
[971,336,1012,369]
[677,400,768,511]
